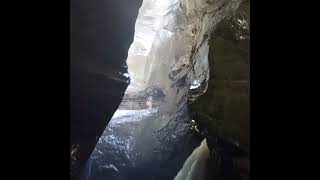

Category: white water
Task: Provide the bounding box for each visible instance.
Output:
[91,0,243,179]
[174,139,210,180]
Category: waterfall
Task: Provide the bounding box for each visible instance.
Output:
[174,139,210,180]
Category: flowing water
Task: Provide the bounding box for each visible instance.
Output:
[87,0,249,179]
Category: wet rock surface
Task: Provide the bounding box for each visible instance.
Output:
[71,0,249,179]
[88,0,245,179]
[189,0,250,179]
[190,0,250,152]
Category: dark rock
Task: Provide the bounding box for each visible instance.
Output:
[70,0,143,179]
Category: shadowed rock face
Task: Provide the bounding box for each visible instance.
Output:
[189,1,250,179]
[70,0,249,179]
[86,0,244,178]
[70,0,143,179]
[190,0,250,151]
